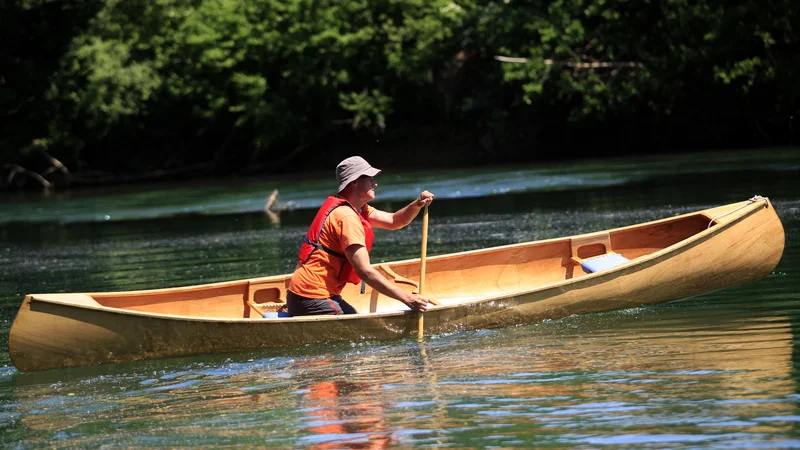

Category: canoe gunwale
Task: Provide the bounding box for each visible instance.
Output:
[24,198,771,323]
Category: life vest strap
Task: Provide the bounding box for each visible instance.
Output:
[302,236,345,259]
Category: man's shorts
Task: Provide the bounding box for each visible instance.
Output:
[287,290,358,316]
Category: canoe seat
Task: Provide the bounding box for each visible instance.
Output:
[246,282,289,318]
[580,253,630,273]
[570,232,629,273]
[571,233,612,263]
[248,301,289,318]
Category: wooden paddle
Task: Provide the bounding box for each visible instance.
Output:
[417,204,429,340]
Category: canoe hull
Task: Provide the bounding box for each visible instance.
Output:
[8,199,785,372]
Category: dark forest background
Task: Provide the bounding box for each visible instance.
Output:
[2,0,798,190]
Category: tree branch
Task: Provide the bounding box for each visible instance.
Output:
[495,55,644,70]
[3,164,52,190]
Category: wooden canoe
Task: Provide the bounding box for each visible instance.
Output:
[8,197,785,372]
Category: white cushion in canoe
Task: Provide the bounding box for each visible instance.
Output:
[581,253,630,273]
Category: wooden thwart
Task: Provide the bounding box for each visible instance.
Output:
[372,264,440,313]
[379,264,420,290]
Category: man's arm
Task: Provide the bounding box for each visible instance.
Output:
[369,190,434,230]
[345,244,429,311]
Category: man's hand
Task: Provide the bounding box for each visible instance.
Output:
[348,245,430,311]
[415,190,434,208]
[404,293,430,312]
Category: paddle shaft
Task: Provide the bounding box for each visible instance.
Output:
[417,205,429,339]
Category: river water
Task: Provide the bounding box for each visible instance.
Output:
[1,150,799,448]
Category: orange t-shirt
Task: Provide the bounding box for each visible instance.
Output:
[289,203,375,298]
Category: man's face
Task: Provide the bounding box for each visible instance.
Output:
[354,175,377,201]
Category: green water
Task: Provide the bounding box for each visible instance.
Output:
[1,149,799,448]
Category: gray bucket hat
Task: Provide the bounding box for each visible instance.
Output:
[336,156,382,193]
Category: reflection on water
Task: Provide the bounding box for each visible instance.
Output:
[301,380,391,449]
[3,301,798,448]
[1,150,799,447]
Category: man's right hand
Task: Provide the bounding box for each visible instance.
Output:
[404,293,430,312]
[348,245,434,312]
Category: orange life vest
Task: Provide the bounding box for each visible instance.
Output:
[298,196,374,285]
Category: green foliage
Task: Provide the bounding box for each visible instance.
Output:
[339,89,394,132]
[476,0,652,119]
[50,37,162,131]
[2,0,798,183]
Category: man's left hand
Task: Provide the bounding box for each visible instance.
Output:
[416,190,434,208]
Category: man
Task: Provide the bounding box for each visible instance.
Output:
[287,156,434,316]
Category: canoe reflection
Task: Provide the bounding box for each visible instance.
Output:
[8,314,797,446]
[423,315,796,414]
[303,380,390,449]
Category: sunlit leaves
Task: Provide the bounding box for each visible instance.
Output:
[339,89,393,132]
[384,0,466,81]
[50,37,162,132]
